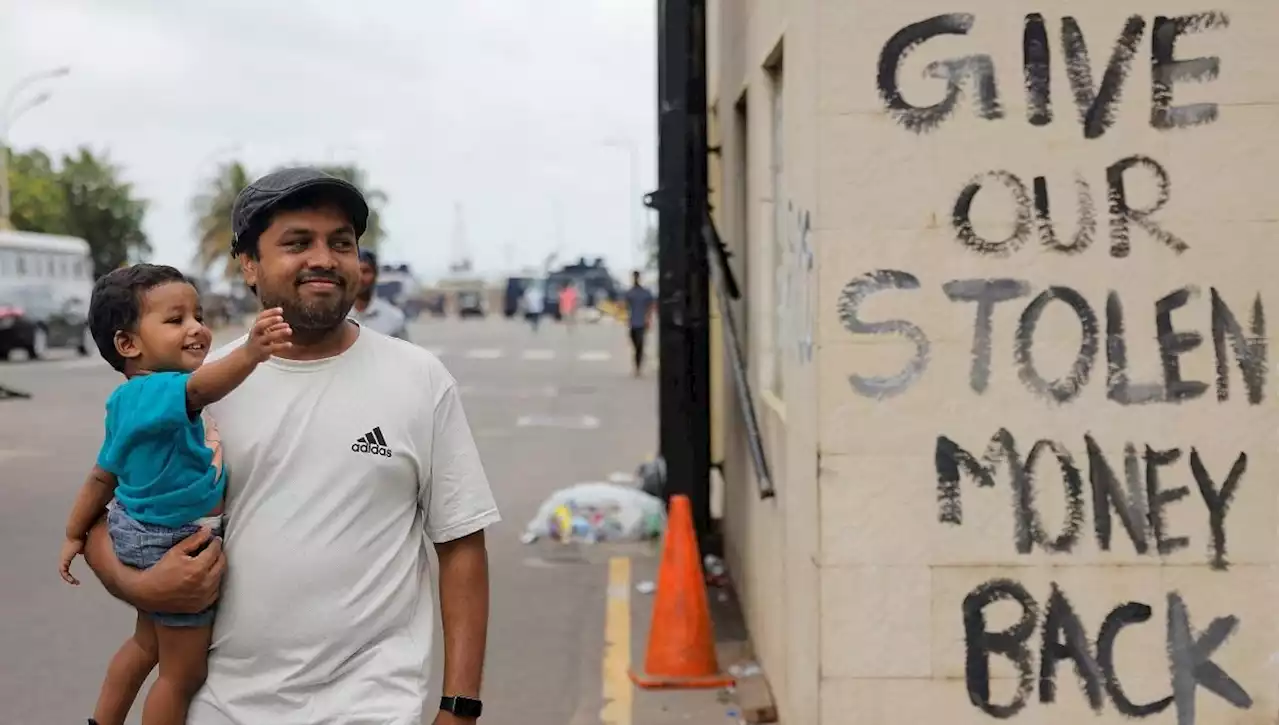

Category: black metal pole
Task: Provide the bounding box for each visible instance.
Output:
[655,0,713,552]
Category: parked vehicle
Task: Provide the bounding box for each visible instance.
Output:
[420,292,447,317]
[0,284,93,360]
[375,263,425,318]
[503,276,534,317]
[457,289,486,318]
[0,231,95,360]
[0,230,94,303]
[544,257,620,319]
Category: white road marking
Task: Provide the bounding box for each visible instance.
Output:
[459,385,558,398]
[465,348,503,359]
[521,349,555,361]
[50,358,103,370]
[515,414,601,430]
[577,351,611,362]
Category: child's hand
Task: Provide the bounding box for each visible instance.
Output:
[246,307,293,362]
[59,538,84,585]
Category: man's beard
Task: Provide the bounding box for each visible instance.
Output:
[259,275,355,338]
[356,285,374,303]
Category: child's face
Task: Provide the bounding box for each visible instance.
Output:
[116,281,213,373]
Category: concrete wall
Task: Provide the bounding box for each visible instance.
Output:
[708,0,822,722]
[709,0,1277,723]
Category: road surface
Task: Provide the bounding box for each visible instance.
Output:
[0,313,716,725]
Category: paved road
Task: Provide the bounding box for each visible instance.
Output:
[0,314,670,725]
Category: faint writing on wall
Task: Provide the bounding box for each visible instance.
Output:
[840,9,1263,725]
[775,202,815,366]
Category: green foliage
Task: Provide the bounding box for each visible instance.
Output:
[310,164,387,251]
[7,149,67,234]
[6,146,151,277]
[190,160,251,281]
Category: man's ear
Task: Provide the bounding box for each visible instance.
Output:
[239,253,259,289]
[113,330,142,363]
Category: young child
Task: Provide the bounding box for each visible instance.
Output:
[58,264,291,725]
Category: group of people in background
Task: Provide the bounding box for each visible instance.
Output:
[518,271,655,377]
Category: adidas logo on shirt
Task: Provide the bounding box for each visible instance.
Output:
[352,426,393,457]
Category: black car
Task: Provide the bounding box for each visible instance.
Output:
[0,285,93,360]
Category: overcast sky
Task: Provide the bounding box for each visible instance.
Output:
[0,0,657,283]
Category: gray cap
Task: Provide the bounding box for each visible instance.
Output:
[230,167,370,255]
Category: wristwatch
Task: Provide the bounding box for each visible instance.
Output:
[440,695,483,719]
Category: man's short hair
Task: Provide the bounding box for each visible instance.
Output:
[359,249,378,268]
[88,264,190,372]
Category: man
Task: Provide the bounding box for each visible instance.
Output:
[82,167,500,725]
[348,248,409,340]
[521,280,544,332]
[624,271,655,377]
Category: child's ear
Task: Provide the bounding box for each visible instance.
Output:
[113,330,142,362]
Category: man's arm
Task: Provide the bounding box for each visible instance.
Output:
[82,513,226,613]
[421,378,500,721]
[435,531,490,709]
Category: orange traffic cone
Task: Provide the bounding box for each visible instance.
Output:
[629,494,735,689]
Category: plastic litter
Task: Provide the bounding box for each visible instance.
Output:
[704,554,729,586]
[523,482,667,544]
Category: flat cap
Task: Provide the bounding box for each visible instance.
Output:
[231,167,369,255]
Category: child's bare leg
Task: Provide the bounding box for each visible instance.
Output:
[140,623,211,725]
[92,611,158,725]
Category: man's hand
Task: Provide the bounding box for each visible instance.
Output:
[59,537,84,585]
[244,307,292,362]
[86,523,226,613]
[138,527,227,613]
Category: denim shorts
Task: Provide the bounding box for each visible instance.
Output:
[107,501,223,628]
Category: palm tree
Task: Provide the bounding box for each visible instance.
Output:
[310,164,387,251]
[191,160,251,281]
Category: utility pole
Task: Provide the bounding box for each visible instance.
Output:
[652,0,713,552]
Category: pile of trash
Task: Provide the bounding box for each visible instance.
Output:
[522,482,667,544]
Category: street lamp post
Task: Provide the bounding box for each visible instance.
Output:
[0,66,71,230]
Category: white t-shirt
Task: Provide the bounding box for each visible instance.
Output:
[348,296,408,339]
[187,323,500,725]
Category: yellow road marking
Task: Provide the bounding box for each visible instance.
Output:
[601,557,633,725]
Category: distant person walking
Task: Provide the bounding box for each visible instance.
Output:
[624,271,655,377]
[558,283,579,333]
[347,250,408,340]
[522,281,545,332]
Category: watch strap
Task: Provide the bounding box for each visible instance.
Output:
[440,695,483,718]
